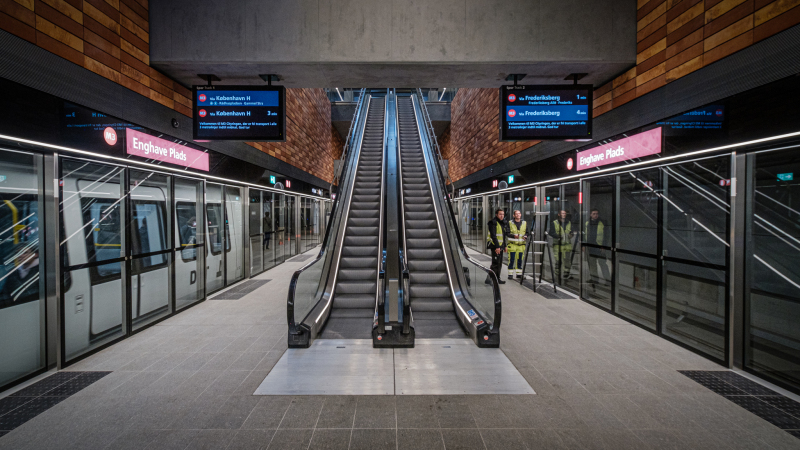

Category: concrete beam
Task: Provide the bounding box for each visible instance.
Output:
[150,0,636,88]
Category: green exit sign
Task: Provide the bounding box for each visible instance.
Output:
[270,175,276,184]
[508,175,515,184]
[778,173,793,181]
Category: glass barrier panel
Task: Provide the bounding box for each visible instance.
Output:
[174,177,204,310]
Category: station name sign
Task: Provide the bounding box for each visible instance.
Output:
[576,127,662,171]
[193,85,286,141]
[126,128,210,171]
[500,84,593,141]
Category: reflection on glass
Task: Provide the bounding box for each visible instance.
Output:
[206,183,225,294]
[581,177,614,308]
[174,178,204,310]
[663,158,730,265]
[746,150,800,390]
[249,190,263,274]
[562,183,581,292]
[132,253,171,330]
[225,186,244,285]
[263,193,276,270]
[663,261,725,360]
[618,170,659,254]
[0,150,45,388]
[615,253,657,330]
[61,159,126,361]
[581,247,612,309]
[285,195,296,258]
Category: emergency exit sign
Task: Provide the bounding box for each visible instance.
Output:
[778,173,793,181]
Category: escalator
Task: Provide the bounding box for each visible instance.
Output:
[397,97,462,338]
[287,89,501,349]
[322,98,385,338]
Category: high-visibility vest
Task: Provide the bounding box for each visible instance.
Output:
[552,220,572,250]
[487,221,505,247]
[507,220,527,252]
[584,220,605,246]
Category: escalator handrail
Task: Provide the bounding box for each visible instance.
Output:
[412,91,502,330]
[287,89,368,335]
[394,91,412,334]
[376,90,391,334]
[415,88,454,198]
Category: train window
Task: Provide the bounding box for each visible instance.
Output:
[207,204,224,255]
[81,198,122,279]
[176,201,198,260]
[131,202,168,268]
[0,193,41,307]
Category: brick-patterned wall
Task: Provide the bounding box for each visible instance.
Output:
[443,89,539,182]
[445,0,800,182]
[0,0,339,183]
[594,0,800,116]
[331,123,345,160]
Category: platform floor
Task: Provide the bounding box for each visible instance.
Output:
[1,247,798,449]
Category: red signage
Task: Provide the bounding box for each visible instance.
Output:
[566,158,574,170]
[103,127,117,146]
[577,127,662,171]
[126,128,210,171]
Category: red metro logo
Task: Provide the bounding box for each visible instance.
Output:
[103,127,117,146]
[508,94,516,102]
[199,94,207,102]
[198,109,207,118]
[508,109,516,118]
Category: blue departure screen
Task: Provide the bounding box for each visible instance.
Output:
[193,86,285,141]
[656,105,725,135]
[500,85,593,141]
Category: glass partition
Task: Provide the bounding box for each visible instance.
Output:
[225,186,245,285]
[0,149,45,389]
[174,177,204,310]
[263,192,277,270]
[129,170,171,329]
[205,183,225,294]
[581,176,614,309]
[60,159,126,361]
[249,190,263,274]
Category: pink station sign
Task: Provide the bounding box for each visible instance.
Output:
[126,128,209,172]
[576,127,662,171]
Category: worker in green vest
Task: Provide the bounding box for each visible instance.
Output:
[549,209,574,280]
[584,208,611,285]
[506,210,527,279]
[486,209,509,284]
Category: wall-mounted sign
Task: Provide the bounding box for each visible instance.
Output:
[126,128,210,171]
[193,85,285,141]
[285,180,291,189]
[492,179,498,188]
[778,173,794,181]
[576,127,662,171]
[566,158,574,170]
[500,85,592,141]
[508,175,515,184]
[103,127,117,146]
[656,105,725,136]
[270,175,276,184]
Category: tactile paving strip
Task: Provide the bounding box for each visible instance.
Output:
[211,280,271,300]
[680,370,800,439]
[0,371,110,437]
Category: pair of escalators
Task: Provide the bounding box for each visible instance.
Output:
[287,89,500,349]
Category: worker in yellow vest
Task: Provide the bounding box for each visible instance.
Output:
[486,209,509,284]
[549,209,574,280]
[506,210,527,279]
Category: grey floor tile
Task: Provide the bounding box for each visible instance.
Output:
[631,429,686,450]
[435,397,477,429]
[396,396,438,429]
[266,429,313,450]
[204,371,251,396]
[147,429,199,450]
[242,396,293,429]
[480,429,526,450]
[204,395,261,429]
[308,429,351,450]
[440,429,486,450]
[516,429,567,449]
[279,396,326,429]
[316,396,357,429]
[397,428,444,450]
[354,396,396,429]
[349,429,396,450]
[226,429,275,450]
[230,353,268,371]
[187,429,235,450]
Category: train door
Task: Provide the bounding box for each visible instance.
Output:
[0,149,46,390]
[263,192,276,270]
[249,190,263,275]
[129,169,171,330]
[175,177,204,310]
[60,159,126,361]
[205,183,225,294]
[225,185,244,286]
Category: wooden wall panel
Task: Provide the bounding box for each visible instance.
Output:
[0,0,340,183]
[445,0,800,182]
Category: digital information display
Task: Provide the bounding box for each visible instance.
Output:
[193,85,285,141]
[499,85,593,141]
[656,105,725,135]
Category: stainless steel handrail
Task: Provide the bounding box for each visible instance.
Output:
[416,88,454,198]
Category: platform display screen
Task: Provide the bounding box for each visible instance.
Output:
[193,85,285,141]
[499,85,592,141]
[656,105,725,136]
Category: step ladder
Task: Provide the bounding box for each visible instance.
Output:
[519,211,558,293]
